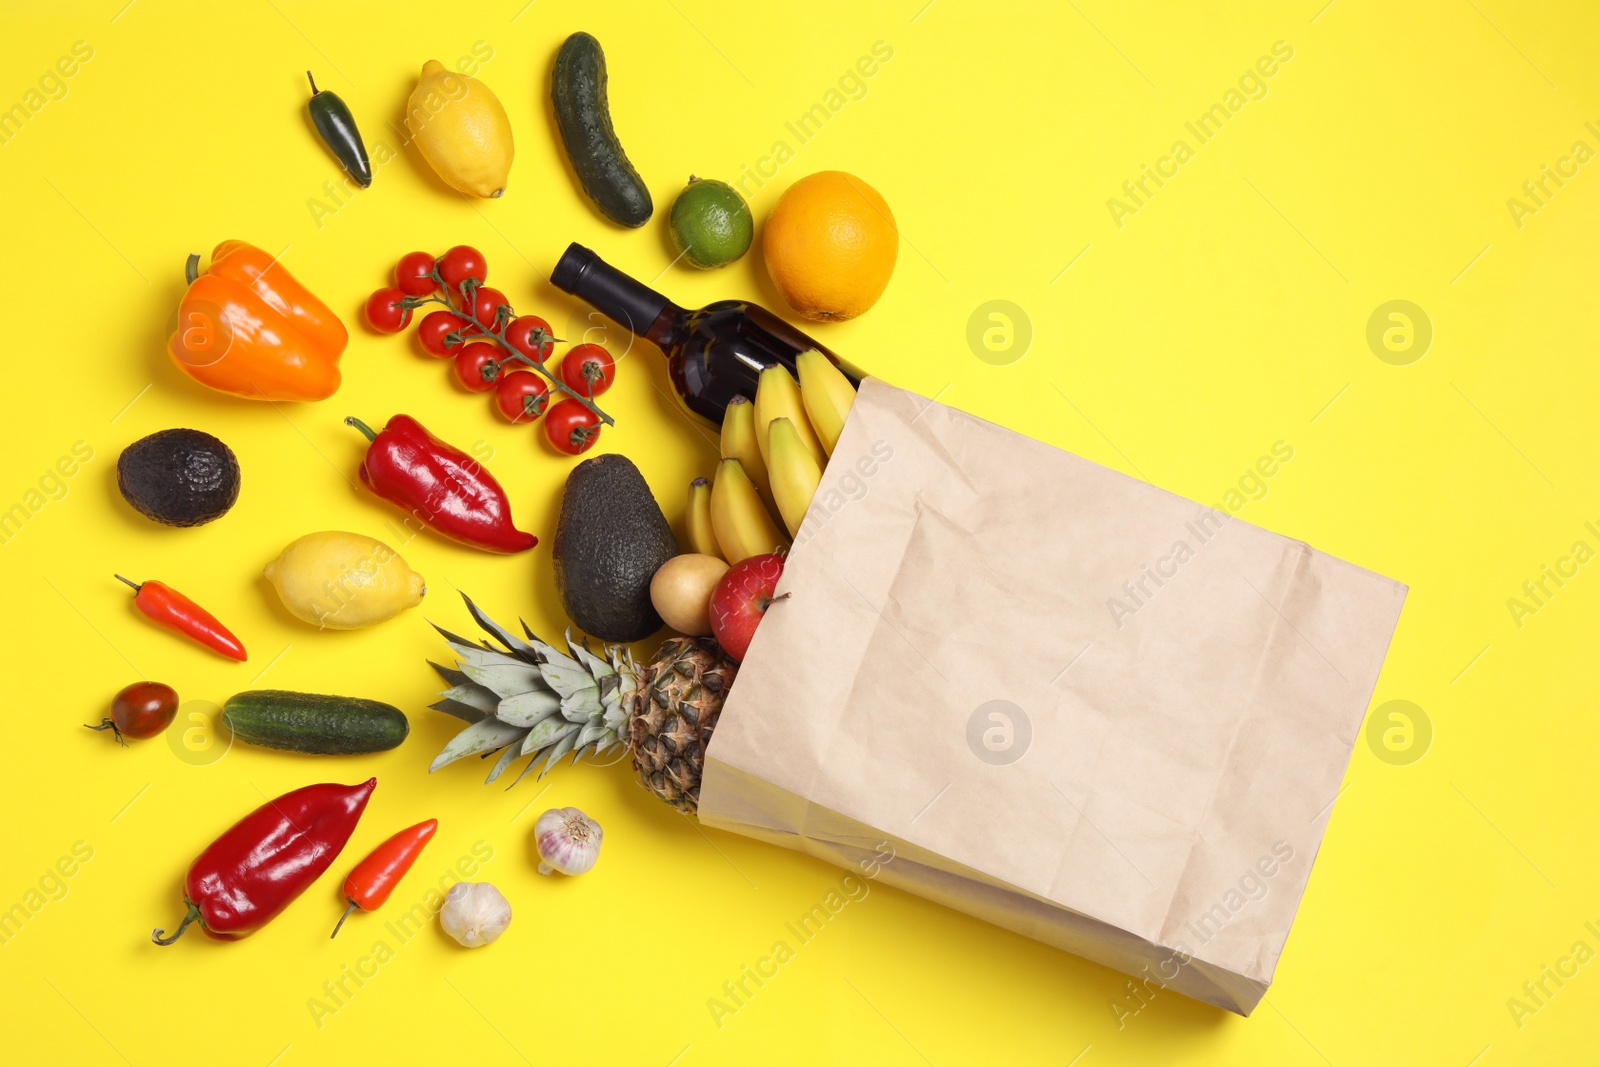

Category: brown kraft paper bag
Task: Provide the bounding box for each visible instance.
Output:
[698,379,1408,1016]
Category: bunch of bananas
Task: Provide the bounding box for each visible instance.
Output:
[686,350,857,564]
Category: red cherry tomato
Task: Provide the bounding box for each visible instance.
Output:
[86,681,179,744]
[469,287,512,333]
[437,245,487,298]
[504,316,556,364]
[364,287,412,334]
[558,343,616,397]
[395,252,438,296]
[544,399,602,455]
[453,342,505,392]
[418,311,470,358]
[494,371,550,423]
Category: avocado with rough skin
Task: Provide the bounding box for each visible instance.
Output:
[117,428,240,527]
[552,454,676,642]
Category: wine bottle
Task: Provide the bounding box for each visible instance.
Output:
[550,243,863,426]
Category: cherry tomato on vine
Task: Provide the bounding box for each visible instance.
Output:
[417,311,470,358]
[558,343,616,397]
[86,681,179,744]
[494,371,550,423]
[470,287,512,332]
[395,252,438,296]
[505,316,556,363]
[364,287,412,334]
[453,343,505,393]
[437,245,487,297]
[544,399,602,455]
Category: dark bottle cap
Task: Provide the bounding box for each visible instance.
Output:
[551,243,671,339]
[549,241,595,291]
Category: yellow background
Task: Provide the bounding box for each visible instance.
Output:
[1,0,1595,1063]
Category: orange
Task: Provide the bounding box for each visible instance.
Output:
[762,171,898,321]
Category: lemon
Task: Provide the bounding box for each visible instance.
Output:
[668,177,753,269]
[264,531,425,630]
[407,60,513,198]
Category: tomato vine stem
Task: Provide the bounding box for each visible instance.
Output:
[413,275,614,427]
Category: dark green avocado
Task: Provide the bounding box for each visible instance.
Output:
[117,428,240,527]
[552,454,676,642]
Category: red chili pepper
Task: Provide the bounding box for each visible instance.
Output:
[331,818,438,938]
[345,415,536,553]
[116,574,247,661]
[153,778,375,945]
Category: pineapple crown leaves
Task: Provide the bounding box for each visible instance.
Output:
[427,593,638,789]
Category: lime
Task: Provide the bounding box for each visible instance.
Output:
[668,177,753,269]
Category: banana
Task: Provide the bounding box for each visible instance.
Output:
[711,458,789,564]
[796,349,856,457]
[685,477,722,559]
[720,396,777,513]
[754,365,825,471]
[767,417,823,537]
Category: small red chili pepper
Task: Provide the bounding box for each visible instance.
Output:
[116,574,247,661]
[345,415,537,554]
[331,818,438,938]
[153,778,376,945]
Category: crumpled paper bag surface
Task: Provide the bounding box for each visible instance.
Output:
[699,379,1407,1015]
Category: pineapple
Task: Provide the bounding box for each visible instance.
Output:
[428,595,738,815]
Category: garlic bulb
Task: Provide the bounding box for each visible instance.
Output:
[438,882,511,947]
[534,807,603,876]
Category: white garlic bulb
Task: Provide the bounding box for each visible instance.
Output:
[439,881,511,947]
[534,807,603,876]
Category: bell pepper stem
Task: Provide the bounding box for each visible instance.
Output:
[184,254,201,285]
[330,899,358,939]
[152,903,202,945]
[344,417,377,442]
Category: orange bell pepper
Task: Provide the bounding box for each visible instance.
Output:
[167,241,348,401]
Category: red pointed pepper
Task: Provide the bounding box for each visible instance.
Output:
[116,574,247,661]
[331,818,438,937]
[153,778,376,944]
[345,415,537,554]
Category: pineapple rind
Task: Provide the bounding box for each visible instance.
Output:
[429,596,736,809]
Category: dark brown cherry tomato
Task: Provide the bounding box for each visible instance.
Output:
[544,399,602,455]
[87,681,179,745]
[494,371,550,423]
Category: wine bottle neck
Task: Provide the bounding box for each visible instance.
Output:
[551,243,679,348]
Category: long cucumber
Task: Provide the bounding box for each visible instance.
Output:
[222,690,409,755]
[552,32,653,228]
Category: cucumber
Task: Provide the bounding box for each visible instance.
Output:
[222,690,409,755]
[552,32,652,228]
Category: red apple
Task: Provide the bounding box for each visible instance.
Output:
[709,553,785,662]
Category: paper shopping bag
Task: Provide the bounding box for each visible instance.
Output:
[698,378,1407,1015]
